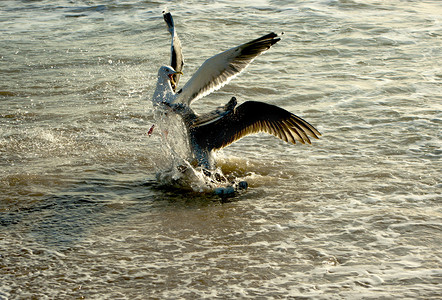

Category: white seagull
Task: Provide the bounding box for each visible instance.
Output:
[153,12,321,170]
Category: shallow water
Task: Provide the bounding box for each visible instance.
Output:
[1,0,441,298]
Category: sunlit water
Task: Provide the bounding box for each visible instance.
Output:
[1,0,441,298]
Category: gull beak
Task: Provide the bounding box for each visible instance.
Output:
[168,71,183,87]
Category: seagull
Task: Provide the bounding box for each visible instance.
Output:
[153,12,281,107]
[153,12,321,171]
[166,97,321,169]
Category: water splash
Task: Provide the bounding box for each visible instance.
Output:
[151,106,247,195]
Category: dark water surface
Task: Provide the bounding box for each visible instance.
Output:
[1,0,441,298]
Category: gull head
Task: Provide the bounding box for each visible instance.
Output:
[157,66,183,89]
[153,66,183,105]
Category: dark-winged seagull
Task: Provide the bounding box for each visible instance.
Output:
[166,97,321,170]
[153,12,321,171]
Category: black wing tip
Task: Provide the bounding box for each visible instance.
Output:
[240,33,281,57]
[253,32,282,43]
[272,38,281,46]
[163,11,174,27]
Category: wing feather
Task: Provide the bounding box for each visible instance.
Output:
[176,33,281,105]
[282,121,298,144]
[288,116,321,139]
[286,119,310,144]
[190,101,321,151]
[163,11,184,92]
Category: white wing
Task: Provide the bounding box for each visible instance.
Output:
[175,33,281,105]
[163,11,184,92]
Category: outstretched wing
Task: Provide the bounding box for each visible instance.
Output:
[191,100,321,151]
[176,33,281,105]
[163,11,184,92]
